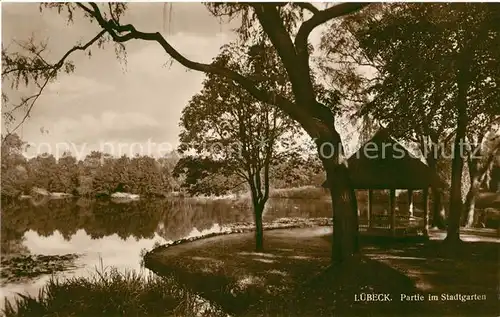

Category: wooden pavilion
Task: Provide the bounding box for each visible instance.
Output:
[322,129,446,236]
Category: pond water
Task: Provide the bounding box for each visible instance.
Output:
[0,197,333,308]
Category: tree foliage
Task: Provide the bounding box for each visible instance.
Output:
[1,134,30,197]
[177,42,301,198]
[320,3,500,234]
[357,3,499,137]
[172,156,244,196]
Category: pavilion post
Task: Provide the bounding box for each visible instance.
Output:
[390,189,396,236]
[423,188,429,236]
[356,190,360,217]
[408,189,414,217]
[367,189,372,228]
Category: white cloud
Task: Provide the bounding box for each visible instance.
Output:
[45,75,116,101]
[52,111,160,138]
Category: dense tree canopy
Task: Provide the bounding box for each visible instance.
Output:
[319,3,500,237]
[172,155,245,196]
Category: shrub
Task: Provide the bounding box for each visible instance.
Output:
[269,186,328,199]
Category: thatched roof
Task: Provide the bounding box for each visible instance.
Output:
[322,129,445,190]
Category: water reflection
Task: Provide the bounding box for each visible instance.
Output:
[2,198,333,245]
[0,197,332,307]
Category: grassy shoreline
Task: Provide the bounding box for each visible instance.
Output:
[145,217,332,256]
[2,267,228,317]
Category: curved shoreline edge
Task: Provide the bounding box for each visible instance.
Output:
[145,217,333,256]
[143,218,333,316]
[144,214,438,264]
[144,217,333,263]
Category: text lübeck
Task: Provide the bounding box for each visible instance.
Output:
[354,293,392,302]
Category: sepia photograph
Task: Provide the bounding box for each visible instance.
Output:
[1,2,499,316]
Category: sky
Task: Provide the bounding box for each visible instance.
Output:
[1,3,358,160]
[1,3,241,159]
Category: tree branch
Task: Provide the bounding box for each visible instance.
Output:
[443,128,457,144]
[251,4,316,107]
[251,4,297,65]
[294,3,320,15]
[295,3,370,60]
[251,4,310,100]
[81,2,306,125]
[57,30,107,69]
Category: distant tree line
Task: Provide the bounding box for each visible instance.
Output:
[1,134,180,198]
[1,133,325,199]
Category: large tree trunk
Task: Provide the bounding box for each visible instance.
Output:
[431,188,446,229]
[318,128,359,263]
[463,178,479,228]
[426,151,446,229]
[446,148,465,243]
[463,156,479,228]
[445,64,469,244]
[325,164,359,262]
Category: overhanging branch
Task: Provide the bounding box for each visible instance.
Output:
[294,3,320,15]
[251,4,319,105]
[80,2,303,124]
[2,29,107,142]
[295,3,370,60]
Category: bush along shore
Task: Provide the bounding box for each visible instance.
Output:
[2,267,228,317]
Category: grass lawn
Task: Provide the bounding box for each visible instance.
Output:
[146,227,333,315]
[145,227,499,317]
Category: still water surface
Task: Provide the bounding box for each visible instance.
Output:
[0,197,332,307]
